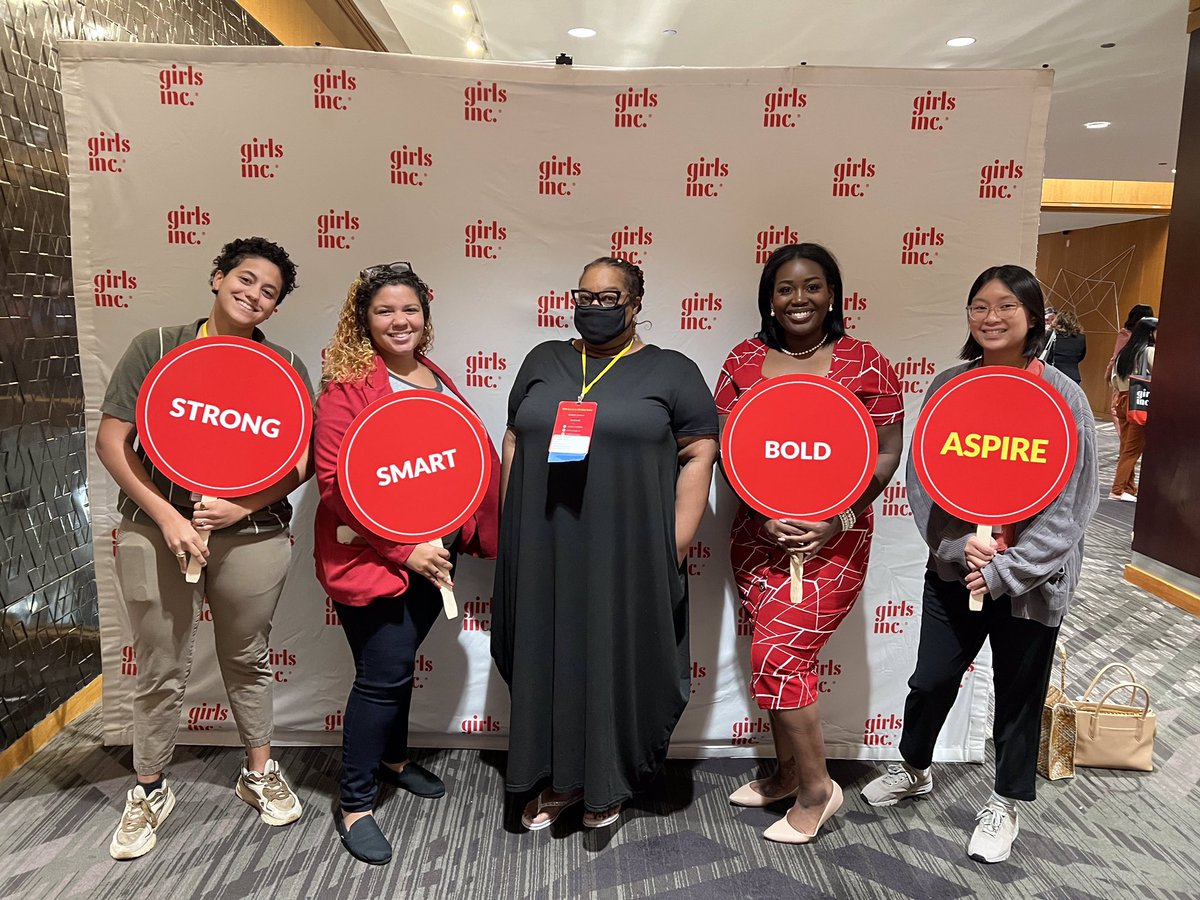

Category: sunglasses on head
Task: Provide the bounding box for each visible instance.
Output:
[360,261,413,280]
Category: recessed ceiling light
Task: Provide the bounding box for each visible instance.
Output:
[662,29,677,36]
[1084,121,1111,129]
[946,36,976,47]
[1172,168,1177,174]
[568,27,597,38]
[465,36,482,54]
[451,3,467,17]
[1100,42,1116,49]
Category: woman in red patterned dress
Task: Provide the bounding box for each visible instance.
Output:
[715,243,904,844]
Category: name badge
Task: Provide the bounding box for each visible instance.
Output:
[548,401,597,463]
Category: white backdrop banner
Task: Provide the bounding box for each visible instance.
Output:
[61,43,1051,760]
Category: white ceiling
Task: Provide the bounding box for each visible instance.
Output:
[360,0,1189,197]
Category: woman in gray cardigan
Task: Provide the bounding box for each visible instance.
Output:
[860,264,1098,865]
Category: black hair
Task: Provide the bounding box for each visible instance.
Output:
[1123,304,1154,331]
[353,268,434,352]
[1115,317,1157,379]
[755,243,846,350]
[582,256,645,300]
[210,236,298,303]
[959,264,1046,361]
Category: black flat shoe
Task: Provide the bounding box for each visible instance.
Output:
[377,762,446,799]
[334,811,393,865]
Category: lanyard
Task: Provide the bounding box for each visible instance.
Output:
[579,338,636,402]
[199,320,210,338]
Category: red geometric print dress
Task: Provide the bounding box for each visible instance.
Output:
[715,337,903,710]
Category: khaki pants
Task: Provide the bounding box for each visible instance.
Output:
[115,517,291,775]
[1111,391,1145,497]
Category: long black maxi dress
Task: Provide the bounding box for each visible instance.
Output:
[492,339,718,812]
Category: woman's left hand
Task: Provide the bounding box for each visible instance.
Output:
[777,517,842,560]
[964,567,988,595]
[192,497,252,531]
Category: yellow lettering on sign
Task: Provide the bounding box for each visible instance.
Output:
[938,432,1049,463]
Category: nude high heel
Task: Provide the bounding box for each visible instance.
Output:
[763,782,843,844]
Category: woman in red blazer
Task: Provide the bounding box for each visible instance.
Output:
[313,262,499,865]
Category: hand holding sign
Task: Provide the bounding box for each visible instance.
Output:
[722,375,878,603]
[911,367,1078,610]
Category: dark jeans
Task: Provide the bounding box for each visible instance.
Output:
[899,570,1059,801]
[334,582,442,812]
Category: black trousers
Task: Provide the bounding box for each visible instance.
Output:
[334,582,442,813]
[899,570,1059,801]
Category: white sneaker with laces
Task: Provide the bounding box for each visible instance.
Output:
[968,801,1019,863]
[109,782,176,860]
[236,759,303,826]
[861,763,933,807]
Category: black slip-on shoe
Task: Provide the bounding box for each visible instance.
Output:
[334,811,393,865]
[377,762,446,799]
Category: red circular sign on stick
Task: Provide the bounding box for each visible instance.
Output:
[911,367,1078,525]
[337,391,492,543]
[135,336,312,496]
[722,375,879,520]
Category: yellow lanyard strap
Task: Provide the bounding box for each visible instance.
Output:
[199,320,209,338]
[579,338,636,402]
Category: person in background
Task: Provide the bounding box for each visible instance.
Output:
[1038,306,1057,363]
[1109,316,1157,502]
[1049,309,1086,384]
[97,237,311,860]
[1105,304,1154,435]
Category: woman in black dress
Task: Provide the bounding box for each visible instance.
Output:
[492,257,718,830]
[1049,309,1087,384]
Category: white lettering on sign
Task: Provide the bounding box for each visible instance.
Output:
[376,448,459,486]
[169,398,281,438]
[764,440,831,460]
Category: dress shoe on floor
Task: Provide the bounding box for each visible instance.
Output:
[729,779,800,807]
[377,761,445,799]
[763,782,843,844]
[334,812,392,865]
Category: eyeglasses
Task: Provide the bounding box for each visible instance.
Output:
[966,302,1024,321]
[360,261,413,280]
[570,289,625,308]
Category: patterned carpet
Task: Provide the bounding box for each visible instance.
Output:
[2,423,1196,900]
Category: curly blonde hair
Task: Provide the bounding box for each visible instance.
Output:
[322,271,434,385]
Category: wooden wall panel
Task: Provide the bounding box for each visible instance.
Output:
[1036,217,1169,415]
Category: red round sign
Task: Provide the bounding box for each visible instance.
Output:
[337,391,492,543]
[135,336,312,496]
[721,375,879,520]
[911,367,1078,525]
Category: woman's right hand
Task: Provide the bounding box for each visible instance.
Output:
[405,542,454,589]
[964,534,997,571]
[159,512,210,574]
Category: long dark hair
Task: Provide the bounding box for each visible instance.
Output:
[755,243,845,350]
[1115,317,1157,379]
[1123,304,1154,331]
[959,264,1046,360]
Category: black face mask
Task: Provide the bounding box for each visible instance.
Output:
[574,304,630,345]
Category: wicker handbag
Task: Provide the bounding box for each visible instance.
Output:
[1037,646,1076,780]
[1074,664,1155,772]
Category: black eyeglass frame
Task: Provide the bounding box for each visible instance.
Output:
[570,289,627,308]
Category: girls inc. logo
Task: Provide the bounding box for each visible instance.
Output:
[464,218,506,260]
[614,87,657,128]
[689,660,708,696]
[900,226,944,265]
[464,81,507,123]
[538,155,581,197]
[873,600,915,635]
[610,225,653,265]
[413,653,433,689]
[199,596,213,623]
[93,269,137,309]
[880,482,911,517]
[762,87,807,128]
[979,158,1024,199]
[815,660,841,694]
[159,64,203,106]
[187,701,229,731]
[754,225,799,263]
[461,596,492,632]
[325,597,339,626]
[314,68,356,110]
[911,90,956,131]
[269,647,297,683]
[390,145,432,187]
[240,138,283,179]
[736,606,752,637]
[87,131,130,173]
[684,540,712,576]
[681,293,722,331]
[685,156,728,198]
[832,157,875,198]
[325,709,344,731]
[536,289,574,329]
[843,291,868,331]
[120,645,137,676]
[461,714,503,734]
[864,713,902,746]
[731,715,771,745]
[894,355,937,395]
[465,351,507,389]
[166,204,210,246]
[316,209,360,250]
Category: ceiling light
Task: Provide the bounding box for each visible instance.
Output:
[1172,169,1177,174]
[465,36,482,54]
[662,29,677,36]
[568,27,597,38]
[451,3,467,17]
[1100,42,1116,49]
[1084,121,1111,129]
[946,37,976,47]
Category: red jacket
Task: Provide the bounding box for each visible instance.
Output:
[313,354,500,606]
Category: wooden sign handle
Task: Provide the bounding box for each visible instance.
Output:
[185,495,215,583]
[789,550,804,605]
[430,537,457,620]
[968,523,992,611]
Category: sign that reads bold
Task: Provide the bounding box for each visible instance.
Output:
[337,392,492,543]
[722,375,878,520]
[911,367,1078,525]
[135,336,312,496]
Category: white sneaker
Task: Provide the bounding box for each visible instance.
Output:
[236,759,303,826]
[861,763,933,807]
[968,801,1019,863]
[109,782,176,860]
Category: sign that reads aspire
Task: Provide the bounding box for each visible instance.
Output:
[135,336,312,496]
[722,374,879,521]
[337,391,492,543]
